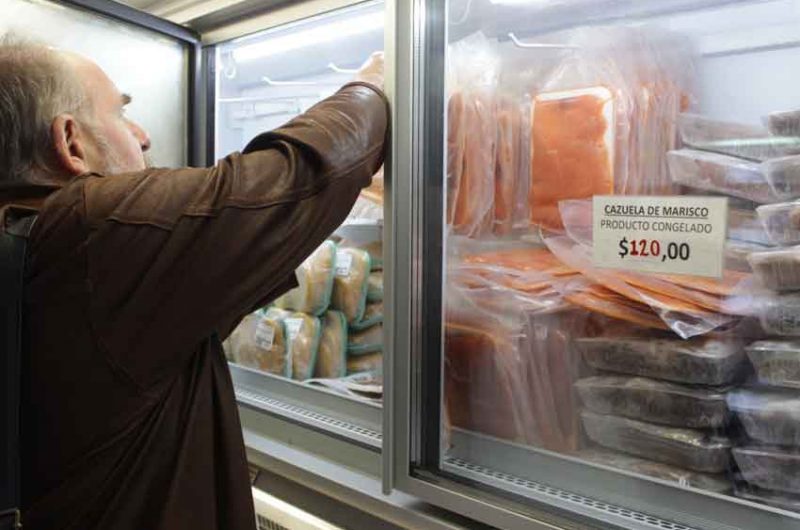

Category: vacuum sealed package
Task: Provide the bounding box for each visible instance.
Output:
[274,241,336,316]
[330,247,371,324]
[226,311,290,377]
[678,113,800,161]
[759,293,800,336]
[272,310,321,381]
[733,446,800,495]
[351,301,383,331]
[579,449,731,493]
[763,156,800,200]
[768,109,800,137]
[494,96,524,236]
[347,351,382,375]
[727,389,800,445]
[581,411,732,473]
[746,340,800,389]
[749,247,800,291]
[314,311,347,379]
[367,271,383,302]
[757,200,800,247]
[729,208,770,245]
[575,376,730,429]
[348,323,383,355]
[735,483,800,512]
[576,336,747,386]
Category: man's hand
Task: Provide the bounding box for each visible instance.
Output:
[354,51,384,91]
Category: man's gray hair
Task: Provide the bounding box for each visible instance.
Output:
[0,34,89,184]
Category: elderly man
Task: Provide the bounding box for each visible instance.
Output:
[0,35,387,530]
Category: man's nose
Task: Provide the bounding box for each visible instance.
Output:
[129,120,151,152]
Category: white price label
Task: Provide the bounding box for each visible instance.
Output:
[336,251,353,277]
[593,196,728,278]
[284,318,303,341]
[254,321,274,350]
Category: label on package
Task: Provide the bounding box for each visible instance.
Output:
[593,196,728,278]
[336,251,353,277]
[253,321,275,350]
[284,318,304,341]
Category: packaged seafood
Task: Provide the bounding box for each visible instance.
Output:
[330,248,371,324]
[729,208,770,245]
[225,311,290,377]
[667,149,775,203]
[726,240,768,272]
[579,449,731,493]
[581,411,732,473]
[314,311,347,379]
[727,389,800,445]
[759,293,800,336]
[576,336,747,386]
[749,247,800,292]
[734,483,800,513]
[733,446,800,495]
[757,200,800,247]
[273,241,337,316]
[347,323,383,355]
[746,340,800,390]
[764,156,800,200]
[768,109,800,137]
[575,376,730,428]
[494,97,523,236]
[347,351,382,375]
[678,113,767,146]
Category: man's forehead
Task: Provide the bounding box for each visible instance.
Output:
[59,51,121,102]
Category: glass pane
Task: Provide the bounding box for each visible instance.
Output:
[1,0,189,167]
[217,1,385,405]
[441,0,800,519]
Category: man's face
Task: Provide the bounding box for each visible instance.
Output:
[64,53,151,174]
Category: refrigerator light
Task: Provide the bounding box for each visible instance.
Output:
[232,12,384,63]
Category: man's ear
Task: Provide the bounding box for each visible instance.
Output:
[50,114,91,176]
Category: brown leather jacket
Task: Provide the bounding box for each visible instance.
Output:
[5,82,387,530]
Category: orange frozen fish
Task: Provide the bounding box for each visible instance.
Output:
[565,285,668,330]
[494,98,522,236]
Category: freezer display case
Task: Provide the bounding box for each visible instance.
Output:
[212,1,387,413]
[388,0,800,528]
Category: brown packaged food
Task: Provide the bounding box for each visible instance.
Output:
[348,323,382,355]
[347,351,382,375]
[757,200,800,247]
[727,389,800,445]
[749,247,800,291]
[575,376,730,428]
[314,311,347,379]
[759,293,800,336]
[274,241,336,316]
[768,109,800,137]
[226,311,289,377]
[763,156,800,200]
[330,248,371,324]
[734,446,800,495]
[667,149,775,203]
[746,340,800,389]
[581,411,732,473]
[278,311,321,381]
[367,271,383,302]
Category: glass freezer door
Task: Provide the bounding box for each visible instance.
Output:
[391,0,800,529]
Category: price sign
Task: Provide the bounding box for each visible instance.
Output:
[593,196,728,278]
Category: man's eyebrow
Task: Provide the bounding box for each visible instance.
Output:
[121,93,132,106]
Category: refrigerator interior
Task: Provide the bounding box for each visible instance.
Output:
[441,0,800,523]
[217,1,386,406]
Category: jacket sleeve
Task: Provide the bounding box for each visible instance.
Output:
[81,83,388,389]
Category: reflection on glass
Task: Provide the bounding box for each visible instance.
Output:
[442,0,800,514]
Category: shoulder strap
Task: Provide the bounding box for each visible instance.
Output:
[0,214,34,530]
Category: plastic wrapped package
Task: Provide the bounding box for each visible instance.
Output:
[225,311,290,377]
[726,240,767,272]
[759,292,800,336]
[576,336,747,386]
[729,208,770,245]
[746,340,800,389]
[347,323,383,355]
[351,301,383,331]
[270,309,321,381]
[575,376,730,428]
[330,248,371,324]
[336,238,383,270]
[494,96,523,236]
[735,483,800,512]
[727,389,800,445]
[347,351,382,375]
[579,449,731,493]
[314,311,347,379]
[757,200,800,247]
[581,411,732,473]
[768,109,800,137]
[764,156,800,200]
[733,446,800,495]
[274,241,336,316]
[367,271,383,302]
[749,247,800,291]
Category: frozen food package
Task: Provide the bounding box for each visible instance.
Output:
[274,241,337,316]
[579,449,731,493]
[575,376,730,429]
[763,156,800,200]
[581,411,732,473]
[314,311,347,379]
[667,149,776,204]
[726,240,766,272]
[336,238,383,270]
[727,389,800,445]
[576,336,747,386]
[748,247,800,292]
[759,292,800,336]
[494,96,523,236]
[768,109,800,137]
[746,340,800,389]
[351,301,383,331]
[367,271,383,302]
[226,311,290,377]
[735,483,800,512]
[347,323,383,355]
[733,446,800,495]
[757,200,800,247]
[729,208,770,245]
[330,248,371,324]
[272,310,321,381]
[347,351,382,375]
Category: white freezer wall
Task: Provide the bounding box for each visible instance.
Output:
[0,0,188,168]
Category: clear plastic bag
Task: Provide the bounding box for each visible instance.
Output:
[768,109,800,137]
[733,446,800,495]
[757,200,800,247]
[269,309,321,381]
[576,335,747,386]
[581,411,732,473]
[728,389,800,446]
[759,292,800,336]
[746,340,800,390]
[367,271,383,302]
[314,311,347,379]
[274,241,337,316]
[764,156,800,200]
[749,247,800,292]
[347,351,382,375]
[493,96,524,236]
[729,208,770,245]
[226,311,290,377]
[347,322,383,355]
[575,376,731,429]
[330,248,371,324]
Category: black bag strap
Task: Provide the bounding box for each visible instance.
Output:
[0,213,35,530]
